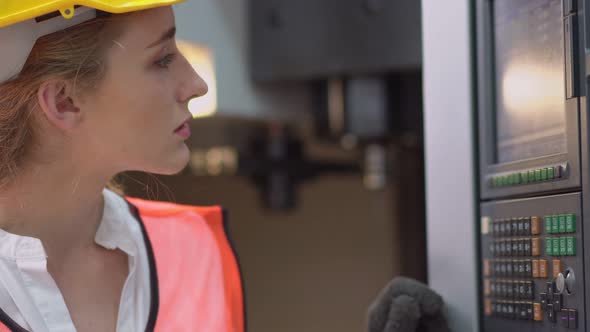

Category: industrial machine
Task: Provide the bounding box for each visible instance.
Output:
[476,0,589,330]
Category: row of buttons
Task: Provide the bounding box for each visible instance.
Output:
[491,216,540,237]
[485,300,539,320]
[545,237,576,256]
[489,259,532,278]
[489,238,540,257]
[544,214,577,234]
[490,165,563,188]
[559,310,578,329]
[485,279,534,300]
[485,259,562,279]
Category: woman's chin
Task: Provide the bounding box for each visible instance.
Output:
[147,144,191,175]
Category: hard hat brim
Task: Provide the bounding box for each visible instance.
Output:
[0,0,185,28]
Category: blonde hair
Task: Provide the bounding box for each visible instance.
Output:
[0,12,126,193]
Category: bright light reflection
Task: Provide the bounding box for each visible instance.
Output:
[177,40,217,118]
[501,62,564,116]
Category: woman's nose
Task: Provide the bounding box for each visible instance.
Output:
[178,58,209,104]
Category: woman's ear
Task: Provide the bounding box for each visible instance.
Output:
[37,80,83,131]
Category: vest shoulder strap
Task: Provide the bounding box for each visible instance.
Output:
[126,197,245,332]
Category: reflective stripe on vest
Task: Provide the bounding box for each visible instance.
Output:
[0,199,245,332]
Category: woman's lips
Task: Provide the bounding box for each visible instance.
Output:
[174,121,191,139]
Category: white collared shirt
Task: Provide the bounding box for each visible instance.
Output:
[0,189,151,332]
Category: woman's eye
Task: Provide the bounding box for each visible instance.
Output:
[155,53,177,69]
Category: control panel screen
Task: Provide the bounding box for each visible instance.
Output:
[493,0,566,164]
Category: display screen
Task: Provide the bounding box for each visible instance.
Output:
[493,0,566,164]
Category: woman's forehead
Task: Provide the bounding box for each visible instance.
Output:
[116,7,175,50]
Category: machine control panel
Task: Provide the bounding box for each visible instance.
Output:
[480,193,583,330]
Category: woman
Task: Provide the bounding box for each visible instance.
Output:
[0,1,244,331]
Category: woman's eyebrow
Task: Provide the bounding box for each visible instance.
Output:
[146,26,176,49]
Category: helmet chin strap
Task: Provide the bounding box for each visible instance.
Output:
[0,7,97,84]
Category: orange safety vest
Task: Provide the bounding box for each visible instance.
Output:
[0,197,246,332]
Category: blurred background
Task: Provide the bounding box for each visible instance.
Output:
[119,1,469,331]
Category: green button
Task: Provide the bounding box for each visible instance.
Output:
[552,215,560,234]
[501,176,508,186]
[507,174,514,185]
[513,173,521,184]
[545,238,553,255]
[553,237,560,255]
[560,237,567,255]
[559,214,567,233]
[535,169,542,181]
[529,170,536,182]
[545,216,553,234]
[541,168,548,181]
[521,172,529,184]
[566,236,576,255]
[566,214,576,233]
[548,167,555,179]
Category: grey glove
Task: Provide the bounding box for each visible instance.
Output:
[368,277,451,332]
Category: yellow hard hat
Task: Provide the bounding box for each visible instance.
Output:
[0,0,185,83]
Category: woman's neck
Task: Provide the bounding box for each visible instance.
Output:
[0,163,110,259]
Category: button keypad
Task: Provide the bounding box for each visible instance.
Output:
[484,212,579,326]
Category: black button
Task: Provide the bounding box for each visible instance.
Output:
[568,309,578,329]
[554,293,563,311]
[526,281,534,300]
[499,221,506,236]
[560,310,569,327]
[511,219,519,236]
[525,260,532,277]
[505,220,513,236]
[499,281,506,298]
[526,303,534,320]
[506,281,513,299]
[517,240,524,256]
[519,282,527,299]
[517,218,524,235]
[540,293,547,309]
[518,261,525,277]
[512,241,519,257]
[547,281,555,299]
[500,262,507,277]
[510,302,518,319]
[524,239,531,256]
[506,261,513,277]
[506,240,513,256]
[547,304,556,322]
[502,302,509,318]
[523,217,531,235]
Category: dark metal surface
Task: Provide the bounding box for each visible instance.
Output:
[250,0,422,81]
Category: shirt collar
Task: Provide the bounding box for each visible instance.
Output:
[94,188,138,256]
